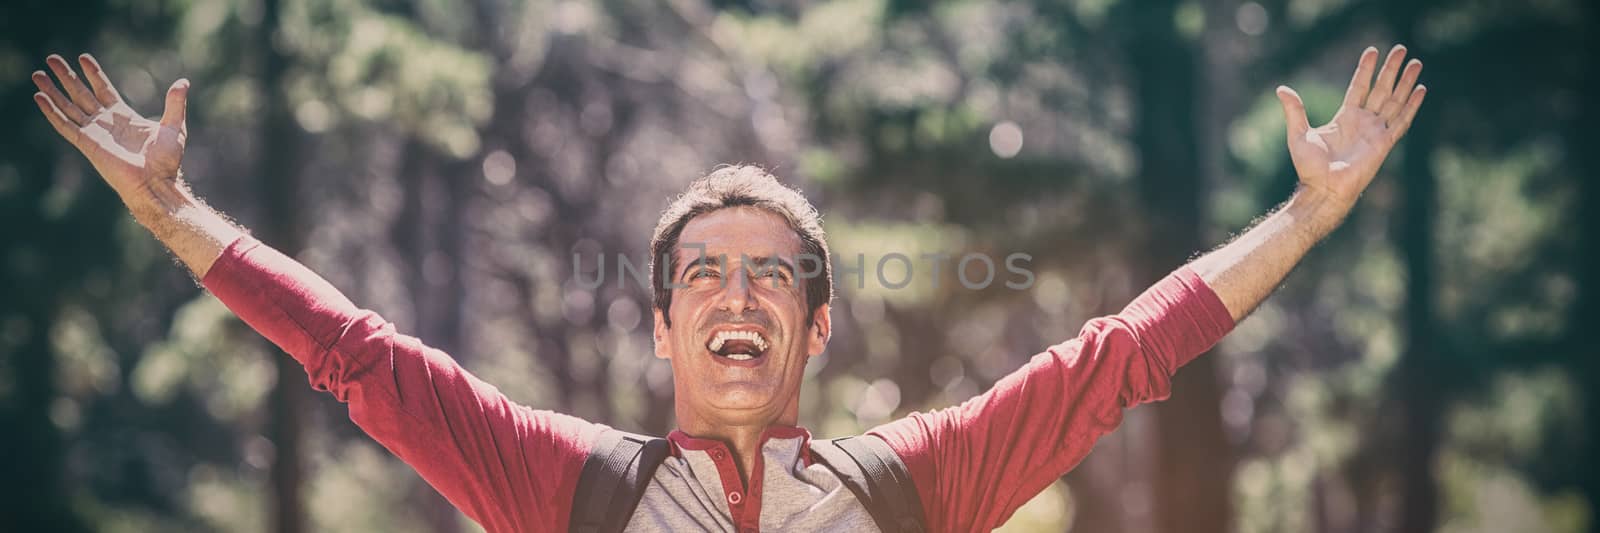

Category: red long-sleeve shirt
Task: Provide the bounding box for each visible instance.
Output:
[201,235,1234,532]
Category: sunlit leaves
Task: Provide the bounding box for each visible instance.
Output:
[284,1,492,156]
[1439,369,1587,533]
[711,0,885,77]
[131,295,272,420]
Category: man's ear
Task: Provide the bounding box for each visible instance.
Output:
[653,309,671,360]
[806,303,831,358]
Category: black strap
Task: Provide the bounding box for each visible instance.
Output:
[810,436,927,533]
[569,429,670,533]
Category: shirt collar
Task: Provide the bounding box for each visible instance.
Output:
[667,425,814,465]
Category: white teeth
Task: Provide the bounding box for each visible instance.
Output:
[726,353,754,361]
[706,330,769,354]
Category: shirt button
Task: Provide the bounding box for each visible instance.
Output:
[711,450,726,460]
[727,491,742,505]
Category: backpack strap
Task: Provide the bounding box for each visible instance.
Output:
[569,429,670,533]
[810,436,927,533]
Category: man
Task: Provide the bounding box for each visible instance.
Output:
[30,45,1424,532]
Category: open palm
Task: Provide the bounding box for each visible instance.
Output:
[1276,45,1426,208]
[32,53,190,195]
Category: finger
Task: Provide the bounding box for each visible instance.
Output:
[1379,59,1422,122]
[46,54,103,114]
[77,54,124,107]
[1388,85,1427,142]
[1364,44,1407,112]
[160,78,190,132]
[34,92,84,148]
[32,70,89,125]
[1341,47,1380,109]
[1277,85,1311,139]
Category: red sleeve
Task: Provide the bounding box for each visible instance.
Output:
[868,267,1235,532]
[202,235,600,533]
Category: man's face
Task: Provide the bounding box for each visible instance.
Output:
[653,207,830,427]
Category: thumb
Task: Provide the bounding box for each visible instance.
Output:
[160,78,189,132]
[1276,85,1310,140]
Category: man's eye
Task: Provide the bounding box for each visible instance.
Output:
[690,270,720,280]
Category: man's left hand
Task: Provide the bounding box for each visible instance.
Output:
[1275,44,1426,231]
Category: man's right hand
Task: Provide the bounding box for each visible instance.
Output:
[32,53,189,199]
[32,52,240,278]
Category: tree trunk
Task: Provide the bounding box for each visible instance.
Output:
[1571,3,1600,531]
[1120,2,1235,533]
[1393,94,1441,533]
[255,0,307,531]
[0,2,118,528]
[1390,10,1442,533]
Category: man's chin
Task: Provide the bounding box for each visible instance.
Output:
[705,385,777,407]
[695,382,789,414]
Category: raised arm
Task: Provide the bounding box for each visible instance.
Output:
[31,53,599,532]
[1192,45,1425,320]
[869,45,1426,531]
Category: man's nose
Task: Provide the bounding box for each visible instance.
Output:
[718,266,756,312]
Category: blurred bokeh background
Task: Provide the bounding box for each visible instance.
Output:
[1,0,1593,531]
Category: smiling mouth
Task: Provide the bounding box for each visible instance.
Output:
[706,329,771,361]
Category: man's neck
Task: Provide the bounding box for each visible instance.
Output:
[675,412,800,486]
[709,425,768,484]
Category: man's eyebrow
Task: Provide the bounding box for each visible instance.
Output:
[678,253,721,278]
[677,254,796,277]
[744,255,796,275]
